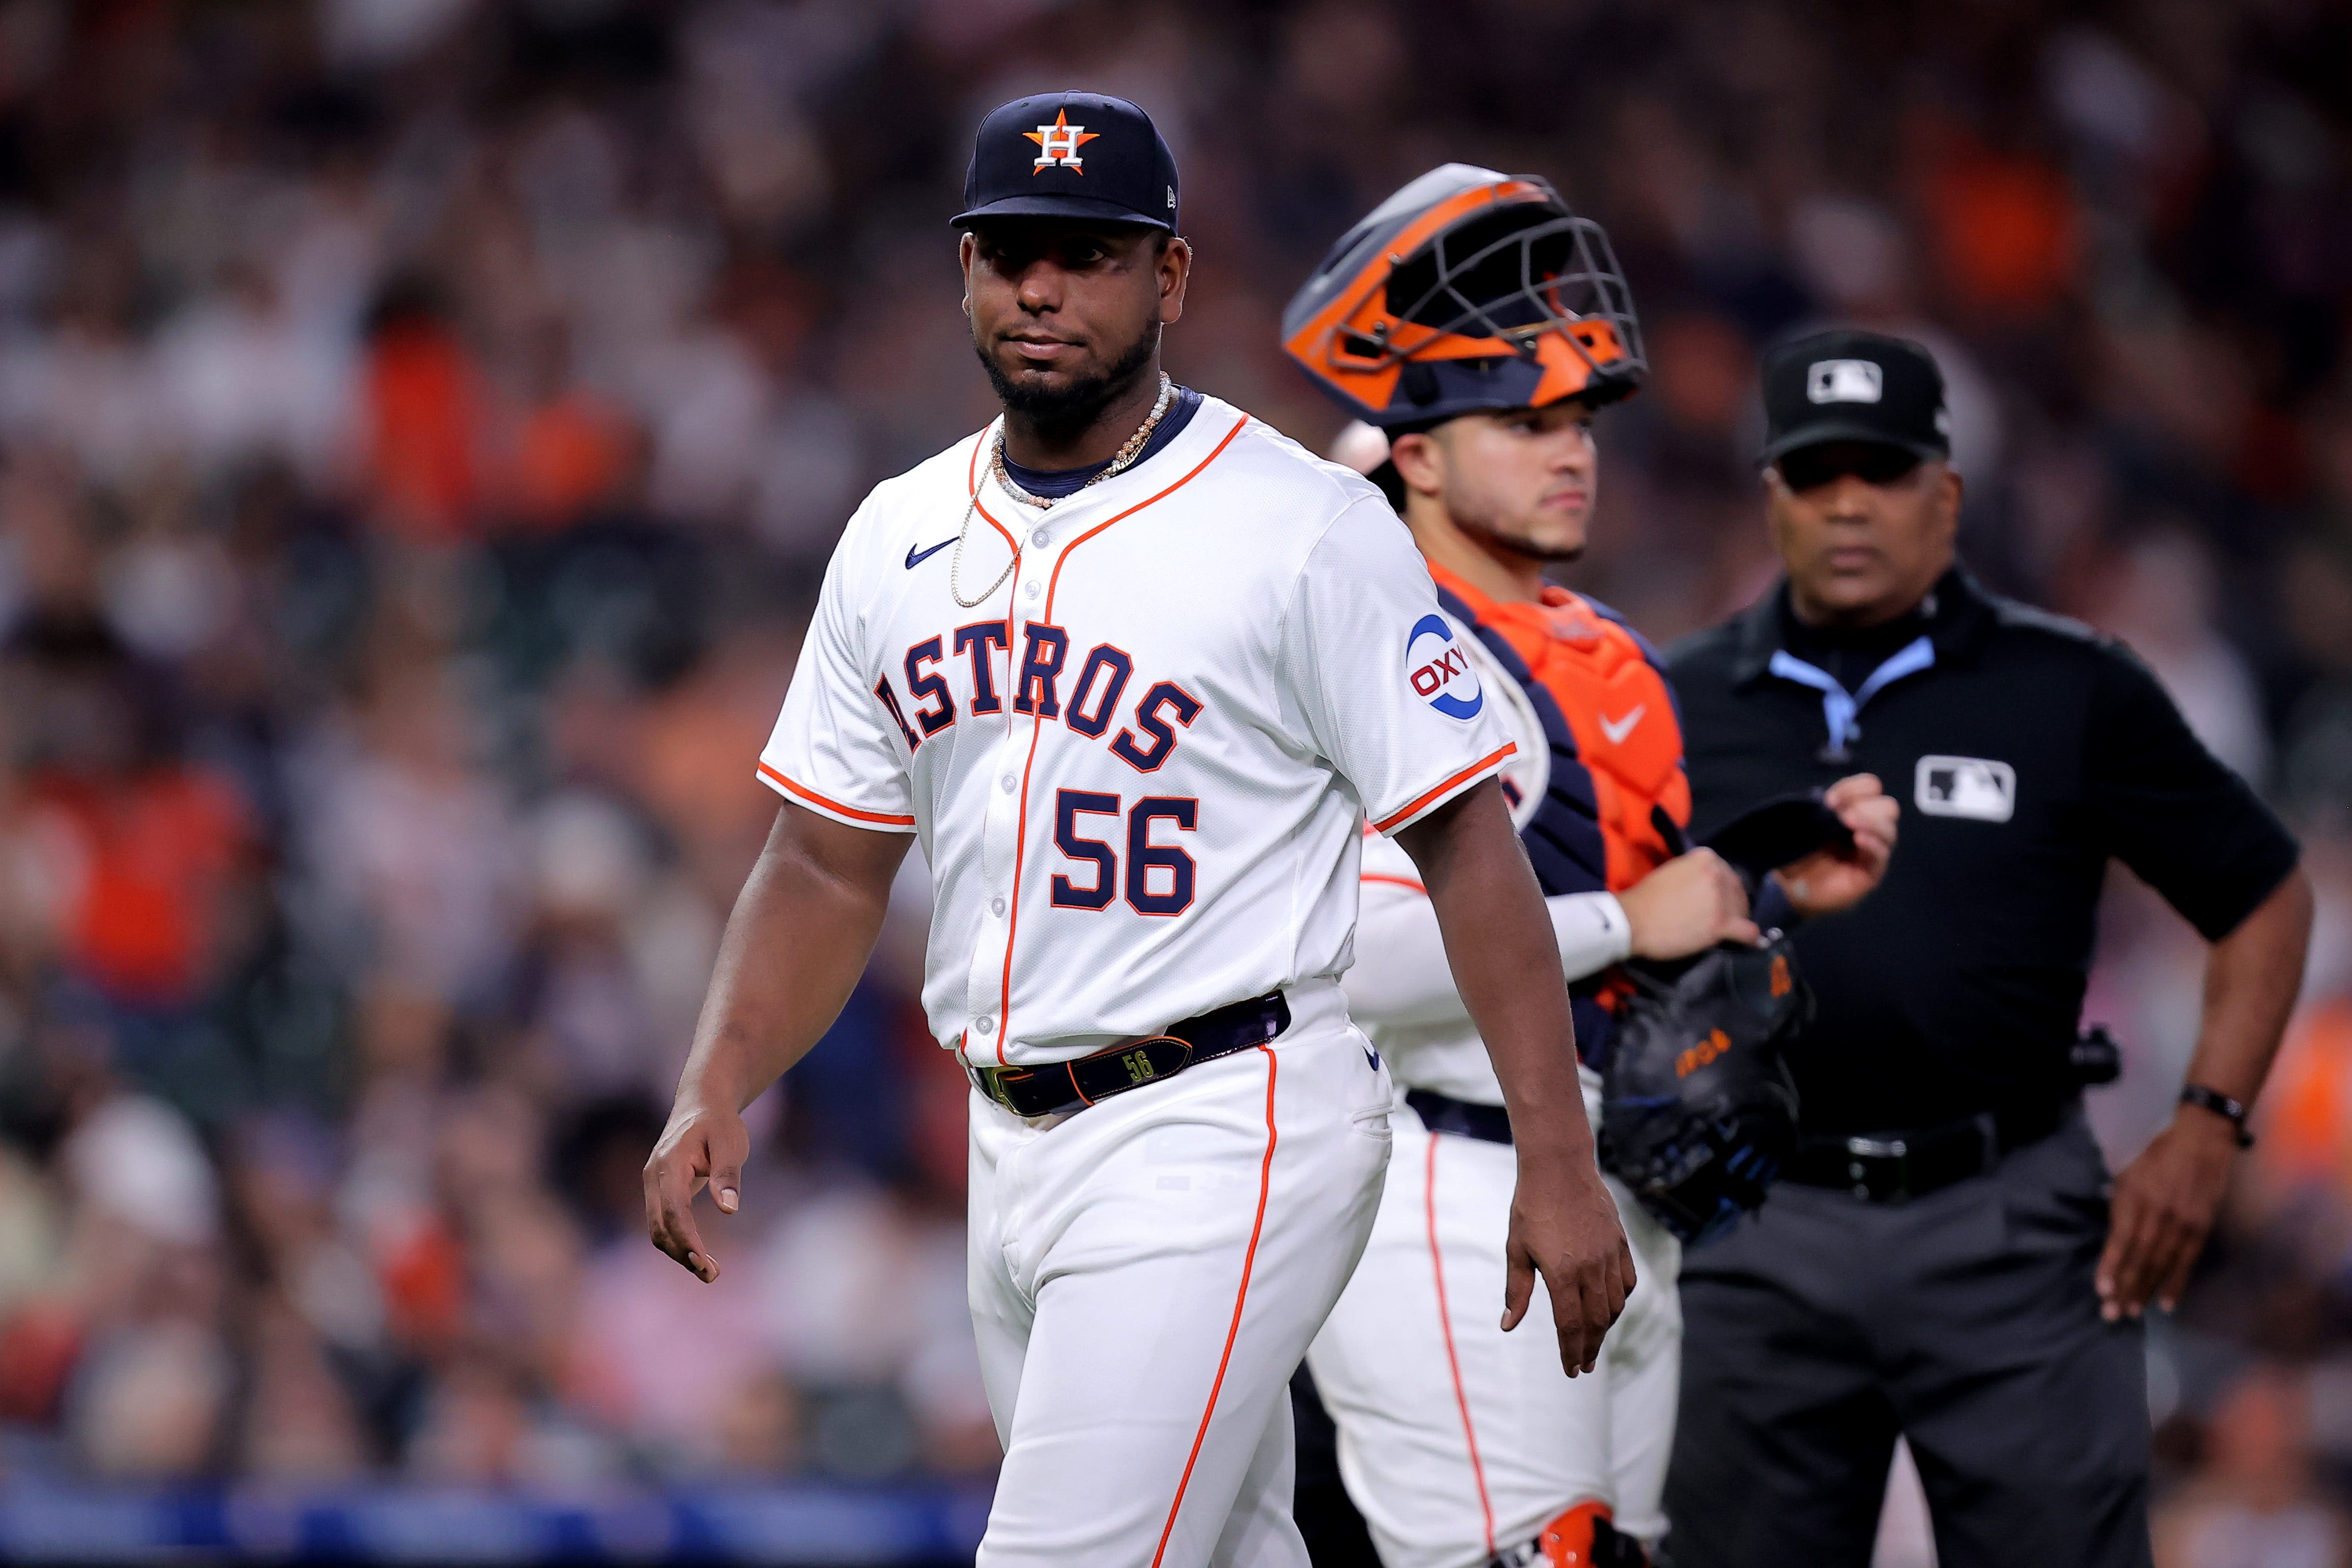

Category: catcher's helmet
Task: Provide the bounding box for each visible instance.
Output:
[1283,164,1644,431]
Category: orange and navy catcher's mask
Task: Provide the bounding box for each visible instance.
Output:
[1282,164,1644,431]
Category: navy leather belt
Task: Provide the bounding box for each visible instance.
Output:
[971,991,1290,1118]
[1406,1088,1512,1145]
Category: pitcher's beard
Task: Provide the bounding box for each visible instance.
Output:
[979,322,1161,444]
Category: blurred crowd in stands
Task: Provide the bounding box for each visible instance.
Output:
[0,0,2349,1550]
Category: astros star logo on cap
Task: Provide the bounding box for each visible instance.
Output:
[1025,109,1099,174]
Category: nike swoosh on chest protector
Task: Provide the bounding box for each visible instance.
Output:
[1600,705,1646,745]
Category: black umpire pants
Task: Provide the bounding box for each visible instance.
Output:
[1664,1106,2153,1568]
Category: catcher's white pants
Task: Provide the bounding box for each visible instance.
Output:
[1306,1093,1683,1568]
[969,982,1392,1568]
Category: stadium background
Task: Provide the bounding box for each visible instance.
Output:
[0,0,2348,1562]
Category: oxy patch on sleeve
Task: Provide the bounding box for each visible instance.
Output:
[1407,613,1483,722]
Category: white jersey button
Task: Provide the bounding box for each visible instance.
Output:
[991,897,1007,917]
[974,1016,995,1035]
[1025,580,1041,599]
[1000,773,1017,793]
[1032,528,1051,547]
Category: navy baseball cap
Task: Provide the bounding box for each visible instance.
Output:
[953,92,1180,233]
[1759,328,1951,466]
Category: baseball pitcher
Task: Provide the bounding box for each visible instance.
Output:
[643,104,1632,1568]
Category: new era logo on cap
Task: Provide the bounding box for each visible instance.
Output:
[1808,359,1883,404]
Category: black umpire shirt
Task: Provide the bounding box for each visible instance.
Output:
[1667,566,2300,1136]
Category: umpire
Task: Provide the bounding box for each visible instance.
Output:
[1660,329,2314,1566]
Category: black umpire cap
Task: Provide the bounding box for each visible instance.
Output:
[954,92,1180,234]
[1759,328,1951,466]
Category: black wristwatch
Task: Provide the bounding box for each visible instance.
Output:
[2179,1084,2254,1149]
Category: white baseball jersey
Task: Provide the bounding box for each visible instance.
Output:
[1311,603,1685,1565]
[1346,616,1632,1103]
[757,395,1514,1065]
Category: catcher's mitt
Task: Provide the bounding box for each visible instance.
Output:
[1598,934,1809,1245]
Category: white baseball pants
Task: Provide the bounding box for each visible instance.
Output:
[1306,1097,1683,1568]
[969,981,1393,1568]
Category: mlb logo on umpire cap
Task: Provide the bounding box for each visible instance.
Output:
[1760,328,1952,465]
[955,92,1180,233]
[1807,359,1883,404]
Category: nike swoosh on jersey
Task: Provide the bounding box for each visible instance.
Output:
[1599,704,1646,745]
[905,538,954,569]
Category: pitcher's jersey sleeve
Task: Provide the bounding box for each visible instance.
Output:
[757,520,919,833]
[1278,501,1514,835]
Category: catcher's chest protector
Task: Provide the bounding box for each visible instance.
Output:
[1431,566,1689,897]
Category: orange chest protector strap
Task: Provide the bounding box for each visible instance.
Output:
[1434,581,1690,899]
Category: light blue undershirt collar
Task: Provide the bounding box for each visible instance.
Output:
[1767,636,1936,760]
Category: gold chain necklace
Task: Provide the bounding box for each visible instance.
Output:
[949,375,1178,610]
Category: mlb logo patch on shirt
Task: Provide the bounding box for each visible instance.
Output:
[1915,756,2015,822]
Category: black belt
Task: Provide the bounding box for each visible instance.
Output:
[970,992,1291,1118]
[1783,1099,2072,1202]
[1406,1088,1512,1145]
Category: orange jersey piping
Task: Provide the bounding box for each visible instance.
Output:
[758,763,917,827]
[1426,1134,1497,1557]
[1151,1043,1278,1567]
[1370,744,1517,834]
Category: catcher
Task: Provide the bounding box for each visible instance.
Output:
[1280,166,1898,1567]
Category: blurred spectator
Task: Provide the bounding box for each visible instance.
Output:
[151,260,355,487]
[2279,532,2352,832]
[238,1294,369,1481]
[498,319,637,533]
[295,661,521,1015]
[54,1093,232,1478]
[360,280,486,544]
[1914,120,2083,319]
[2086,526,2273,783]
[2154,1365,2351,1568]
